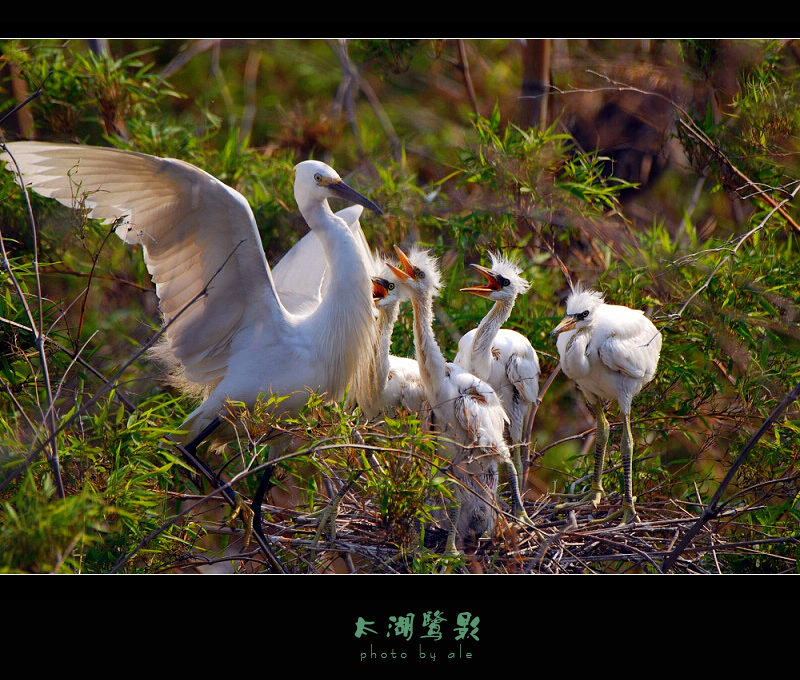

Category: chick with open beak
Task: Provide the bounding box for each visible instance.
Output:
[388,244,533,553]
[386,244,431,286]
[460,263,510,298]
[371,276,393,304]
[454,252,540,493]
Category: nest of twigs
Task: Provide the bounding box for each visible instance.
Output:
[167,472,780,575]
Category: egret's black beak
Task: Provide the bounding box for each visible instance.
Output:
[329,179,383,216]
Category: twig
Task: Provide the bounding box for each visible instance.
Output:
[521,363,560,484]
[0,70,52,128]
[159,39,221,78]
[520,218,574,292]
[75,222,119,347]
[456,40,480,119]
[239,50,261,145]
[540,70,800,235]
[328,39,401,161]
[666,182,800,329]
[1,141,64,497]
[677,117,800,234]
[661,380,800,571]
[0,314,137,412]
[0,240,246,494]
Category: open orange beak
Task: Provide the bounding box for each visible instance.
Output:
[460,263,502,299]
[371,276,390,302]
[386,244,415,281]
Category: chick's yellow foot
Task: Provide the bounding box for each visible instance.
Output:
[584,498,639,526]
[553,486,603,512]
[620,499,640,525]
[227,497,255,550]
[311,500,340,546]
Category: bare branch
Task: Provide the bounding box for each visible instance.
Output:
[1,141,64,497]
[661,380,800,571]
[0,240,247,494]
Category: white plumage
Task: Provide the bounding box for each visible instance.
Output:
[388,245,530,550]
[1,142,382,456]
[551,284,662,522]
[455,251,540,487]
[369,263,427,417]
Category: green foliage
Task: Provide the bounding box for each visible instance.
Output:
[1,39,799,573]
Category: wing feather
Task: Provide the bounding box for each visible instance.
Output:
[2,141,284,388]
[595,306,661,381]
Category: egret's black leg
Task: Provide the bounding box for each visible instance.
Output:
[249,463,288,573]
[171,418,286,572]
[183,416,224,455]
[169,416,237,504]
[251,462,276,541]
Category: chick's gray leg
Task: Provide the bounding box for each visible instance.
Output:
[504,459,532,524]
[619,410,639,524]
[554,401,608,511]
[590,402,610,504]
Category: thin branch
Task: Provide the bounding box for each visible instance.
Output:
[0,240,246,494]
[75,221,119,347]
[456,40,480,119]
[0,70,52,128]
[0,314,137,412]
[159,39,220,78]
[677,117,800,234]
[1,142,64,497]
[521,363,560,485]
[328,39,401,161]
[666,181,800,328]
[661,380,800,571]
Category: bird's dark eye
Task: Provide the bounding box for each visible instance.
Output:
[414,267,425,279]
[577,310,589,320]
[313,173,322,183]
[387,282,395,290]
[498,275,510,287]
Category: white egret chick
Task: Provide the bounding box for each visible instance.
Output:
[455,252,540,489]
[387,245,531,551]
[369,263,427,417]
[551,285,662,523]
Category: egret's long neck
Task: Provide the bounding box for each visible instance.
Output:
[470,297,514,378]
[377,302,400,390]
[409,287,447,402]
[300,200,376,402]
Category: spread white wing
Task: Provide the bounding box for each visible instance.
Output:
[2,141,285,388]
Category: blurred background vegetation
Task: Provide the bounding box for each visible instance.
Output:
[1,38,798,574]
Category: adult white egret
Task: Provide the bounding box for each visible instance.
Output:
[550,285,662,523]
[387,245,531,551]
[1,141,382,505]
[455,251,540,489]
